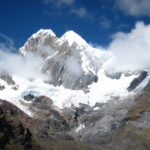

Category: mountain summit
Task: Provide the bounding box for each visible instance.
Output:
[19,29,106,90]
[57,30,88,47]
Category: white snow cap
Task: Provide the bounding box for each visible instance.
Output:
[32,29,56,38]
[57,30,87,46]
[19,29,56,54]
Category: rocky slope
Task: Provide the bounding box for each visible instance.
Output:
[0,100,105,150]
[0,100,41,150]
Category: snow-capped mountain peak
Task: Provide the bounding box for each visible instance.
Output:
[56,30,88,47]
[19,29,57,55]
[20,29,89,55]
[19,29,104,90]
[33,29,56,37]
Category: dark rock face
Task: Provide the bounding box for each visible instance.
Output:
[105,71,122,79]
[0,85,5,90]
[24,94,35,101]
[23,95,54,113]
[127,71,148,91]
[32,96,54,112]
[0,71,15,85]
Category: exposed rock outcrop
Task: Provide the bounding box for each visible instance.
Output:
[0,71,15,85]
[128,71,148,91]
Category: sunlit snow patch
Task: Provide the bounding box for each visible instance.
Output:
[0,70,146,117]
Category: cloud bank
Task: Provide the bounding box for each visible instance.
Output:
[0,48,48,81]
[105,22,150,72]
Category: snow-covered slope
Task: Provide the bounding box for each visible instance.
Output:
[56,30,88,47]
[0,29,149,117]
[0,68,149,117]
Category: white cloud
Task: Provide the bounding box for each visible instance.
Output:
[71,7,92,19]
[116,0,150,17]
[99,16,111,29]
[42,0,92,19]
[0,48,48,81]
[43,0,74,7]
[105,22,150,72]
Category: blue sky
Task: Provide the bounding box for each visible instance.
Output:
[1,0,150,50]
